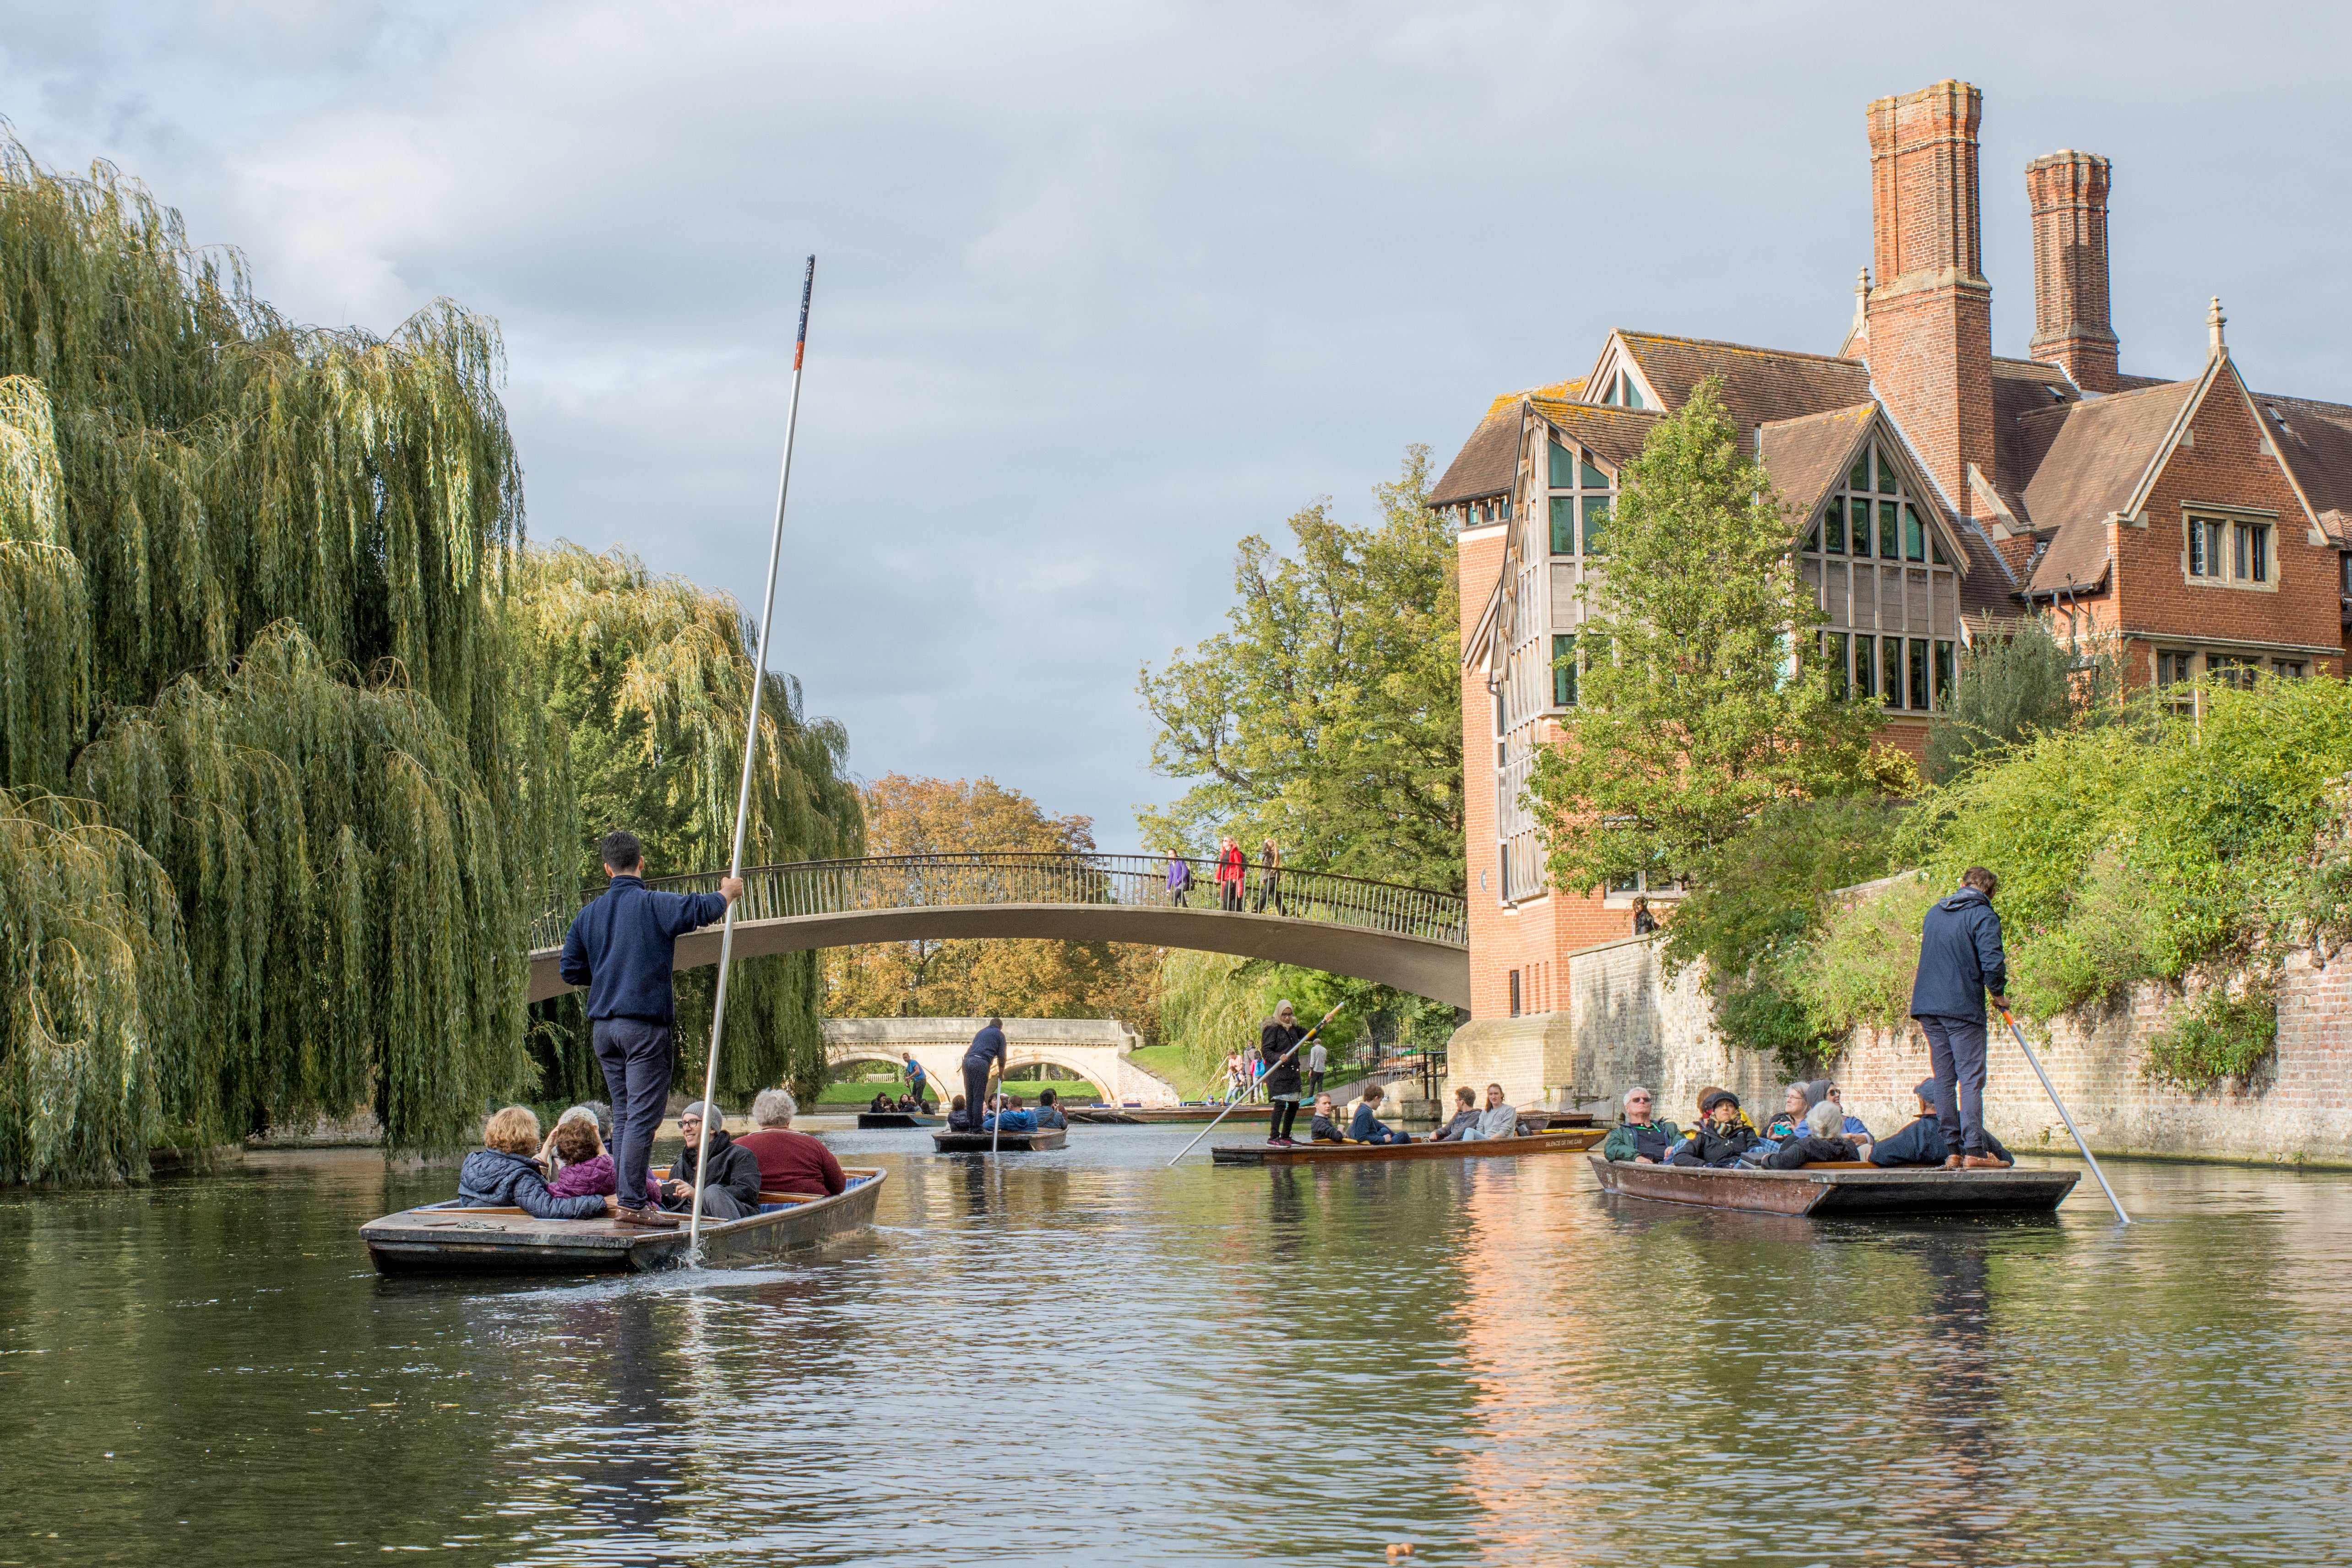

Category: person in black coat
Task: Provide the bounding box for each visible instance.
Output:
[1910,866,2011,1167]
[1259,1000,1308,1145]
[1763,1099,1865,1169]
[1670,1089,1760,1167]
[1871,1080,2012,1167]
[661,1101,764,1220]
[963,1017,1007,1127]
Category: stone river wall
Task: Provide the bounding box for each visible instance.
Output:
[1444,935,2352,1166]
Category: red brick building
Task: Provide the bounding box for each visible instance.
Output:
[1439,78,2352,1036]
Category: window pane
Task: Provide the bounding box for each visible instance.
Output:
[1849,452,1869,491]
[1623,374,1645,410]
[2252,525,2268,582]
[1932,534,1948,565]
[1804,521,1820,551]
[1550,496,1575,554]
[1824,496,1846,553]
[1583,496,1611,555]
[1549,440,1576,488]
[1882,637,1903,705]
[1826,632,1850,699]
[2188,520,2207,576]
[1553,635,1578,707]
[2233,523,2249,579]
[1879,500,1901,559]
[1909,637,1929,710]
[1581,456,1609,490]
[1878,444,1901,494]
[1853,635,1875,699]
[1904,504,1926,562]
[2273,659,2306,678]
[1934,640,1955,708]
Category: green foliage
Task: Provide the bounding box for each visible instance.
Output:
[1800,873,1937,1038]
[2144,986,2278,1090]
[1149,949,1420,1083]
[0,378,88,792]
[1925,619,2120,784]
[1528,380,1882,893]
[1137,446,1463,892]
[0,790,196,1182]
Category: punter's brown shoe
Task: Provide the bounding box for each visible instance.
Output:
[614,1205,680,1229]
[1962,1153,2010,1169]
[1945,1154,1965,1169]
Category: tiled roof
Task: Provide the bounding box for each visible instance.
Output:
[1613,331,1873,435]
[1487,378,1586,418]
[2254,392,2352,521]
[1529,399,1660,471]
[1988,358,2080,522]
[2013,378,2202,596]
[2115,373,2175,391]
[1430,403,1522,506]
[1756,403,1875,525]
[1950,518,2022,617]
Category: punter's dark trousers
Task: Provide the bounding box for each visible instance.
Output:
[962,1059,991,1124]
[1270,1096,1299,1140]
[592,1016,673,1211]
[1917,1014,1989,1156]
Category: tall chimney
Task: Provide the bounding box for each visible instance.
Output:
[1862,80,1996,516]
[2026,150,2118,392]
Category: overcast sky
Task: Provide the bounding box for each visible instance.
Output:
[4,2,2347,849]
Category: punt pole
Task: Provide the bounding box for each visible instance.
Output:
[1166,1004,1341,1168]
[689,255,816,1259]
[2002,1008,2129,1224]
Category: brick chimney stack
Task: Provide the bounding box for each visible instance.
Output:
[1862,80,1996,516]
[2026,150,2118,393]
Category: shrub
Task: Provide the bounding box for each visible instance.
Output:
[2144,986,2278,1090]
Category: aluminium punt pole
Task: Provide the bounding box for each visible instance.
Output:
[2001,1008,2129,1224]
[690,256,817,1259]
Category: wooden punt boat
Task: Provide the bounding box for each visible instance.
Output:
[1072,1104,1271,1125]
[1587,1155,2079,1215]
[930,1128,1068,1152]
[1211,1128,1604,1166]
[359,1168,887,1275]
[857,1112,941,1129]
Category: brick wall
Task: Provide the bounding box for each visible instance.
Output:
[1444,934,2352,1163]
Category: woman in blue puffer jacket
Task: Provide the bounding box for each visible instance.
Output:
[459,1107,615,1220]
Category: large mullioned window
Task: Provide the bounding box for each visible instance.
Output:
[1548,439,1614,558]
[1801,440,1958,712]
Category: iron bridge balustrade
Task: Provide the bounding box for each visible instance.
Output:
[528,852,1467,954]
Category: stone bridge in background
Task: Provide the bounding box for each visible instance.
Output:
[821,1017,1176,1107]
[525,852,1471,1009]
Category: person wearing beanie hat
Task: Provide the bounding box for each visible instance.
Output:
[659,1101,764,1220]
[1869,1080,2011,1168]
[1671,1089,1761,1167]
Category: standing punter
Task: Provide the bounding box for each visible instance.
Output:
[1909,865,2011,1170]
[558,830,743,1229]
[964,1016,1007,1124]
[1260,1000,1307,1146]
[902,1051,929,1109]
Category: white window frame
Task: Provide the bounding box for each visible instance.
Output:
[2181,505,2280,593]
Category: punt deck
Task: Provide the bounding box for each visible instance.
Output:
[930,1128,1068,1152]
[1588,1156,2080,1215]
[1211,1128,1604,1166]
[360,1169,886,1275]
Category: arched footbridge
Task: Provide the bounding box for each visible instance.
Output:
[526,852,1470,1008]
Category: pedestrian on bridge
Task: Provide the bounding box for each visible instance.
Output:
[1216,836,1246,912]
[1252,838,1285,916]
[964,1016,1007,1125]
[1166,851,1192,908]
[1260,1000,1307,1145]
[557,830,743,1231]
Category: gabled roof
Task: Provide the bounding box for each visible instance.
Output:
[1756,403,1875,526]
[1430,403,1522,507]
[2014,377,2204,596]
[2254,391,2352,523]
[1609,331,1873,434]
[1530,399,1658,471]
[1487,378,1586,418]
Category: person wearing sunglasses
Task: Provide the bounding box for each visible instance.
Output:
[1599,1085,1681,1164]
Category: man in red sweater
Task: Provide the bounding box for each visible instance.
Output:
[733,1087,847,1197]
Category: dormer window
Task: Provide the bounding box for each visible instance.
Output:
[1598,370,1646,410]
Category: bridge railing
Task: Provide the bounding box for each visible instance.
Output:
[529,852,1467,953]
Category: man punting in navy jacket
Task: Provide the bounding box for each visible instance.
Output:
[1909,865,2010,1170]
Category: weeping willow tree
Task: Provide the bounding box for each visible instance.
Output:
[0,377,88,792]
[506,544,863,1108]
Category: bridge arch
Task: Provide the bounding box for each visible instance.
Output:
[527,852,1468,1009]
[820,1019,1173,1107]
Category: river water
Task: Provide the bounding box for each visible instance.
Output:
[2,1127,2345,1567]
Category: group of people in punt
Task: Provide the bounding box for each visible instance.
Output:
[867,1091,929,1114]
[1600,1076,2013,1170]
[456,1089,850,1224]
[944,1087,1069,1134]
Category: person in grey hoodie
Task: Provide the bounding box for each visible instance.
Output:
[1910,866,2011,1168]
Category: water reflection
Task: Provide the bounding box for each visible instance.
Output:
[4,1142,2352,1564]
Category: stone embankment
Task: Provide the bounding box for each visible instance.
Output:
[1444,935,2352,1166]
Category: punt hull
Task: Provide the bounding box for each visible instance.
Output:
[930,1129,1068,1152]
[361,1168,887,1275]
[1212,1129,1604,1166]
[1588,1156,2079,1215]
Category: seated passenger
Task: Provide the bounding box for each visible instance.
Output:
[546,1114,664,1204]
[1600,1086,1680,1163]
[1821,1080,1873,1142]
[1669,1090,1760,1167]
[1032,1088,1068,1130]
[1764,1099,1865,1169]
[868,1091,894,1113]
[1764,1084,1813,1142]
[1469,1082,1519,1141]
[732,1088,847,1197]
[983,1094,1038,1133]
[946,1094,973,1132]
[659,1102,764,1220]
[536,1103,598,1175]
[1347,1085,1412,1145]
[460,1106,615,1219]
[1431,1085,1480,1141]
[1869,1080,2011,1168]
[1309,1093,1347,1143]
